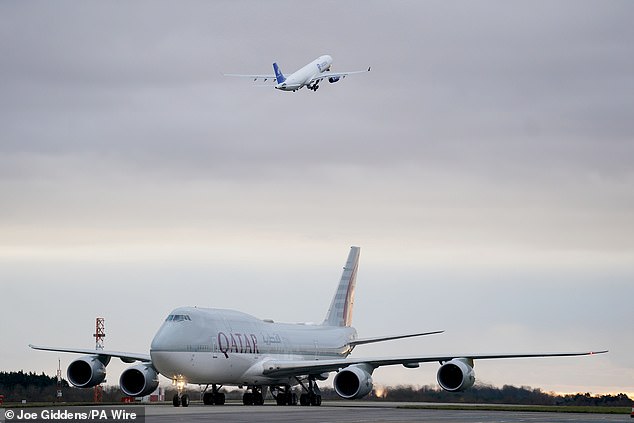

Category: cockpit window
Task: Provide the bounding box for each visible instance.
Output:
[165,314,191,322]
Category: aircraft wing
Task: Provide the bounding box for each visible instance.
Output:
[29,344,151,363]
[309,67,371,83]
[222,73,277,82]
[261,350,608,378]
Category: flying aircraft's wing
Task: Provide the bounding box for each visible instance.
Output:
[309,67,371,84]
[261,350,608,378]
[29,344,151,363]
[222,73,277,83]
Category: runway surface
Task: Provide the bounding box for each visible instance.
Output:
[144,402,627,423]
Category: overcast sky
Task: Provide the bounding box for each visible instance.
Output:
[1,1,633,396]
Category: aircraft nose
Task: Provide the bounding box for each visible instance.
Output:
[150,324,169,350]
[151,320,184,351]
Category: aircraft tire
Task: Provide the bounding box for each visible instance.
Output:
[215,393,225,405]
[243,392,254,405]
[181,394,190,407]
[253,392,264,405]
[172,394,180,407]
[203,392,213,405]
[309,393,317,406]
[299,393,309,406]
[278,392,296,406]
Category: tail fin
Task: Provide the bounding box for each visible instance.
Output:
[323,246,360,327]
[273,62,286,84]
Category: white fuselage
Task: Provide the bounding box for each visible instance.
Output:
[150,306,357,386]
[275,55,333,91]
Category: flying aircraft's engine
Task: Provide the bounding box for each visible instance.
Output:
[333,364,374,399]
[67,355,108,388]
[437,358,476,392]
[119,364,159,397]
[328,76,340,83]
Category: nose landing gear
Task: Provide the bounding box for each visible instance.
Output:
[172,377,189,407]
[172,393,189,407]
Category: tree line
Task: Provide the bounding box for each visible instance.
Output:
[1,371,630,406]
[335,384,632,407]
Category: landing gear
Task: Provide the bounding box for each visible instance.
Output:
[172,377,189,407]
[308,82,320,92]
[172,393,190,407]
[271,385,297,406]
[299,392,322,406]
[202,384,225,405]
[296,376,322,406]
[242,386,264,405]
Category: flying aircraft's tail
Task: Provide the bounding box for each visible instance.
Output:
[273,62,286,84]
[323,246,360,327]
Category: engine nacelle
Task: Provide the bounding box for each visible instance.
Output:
[328,76,340,83]
[333,364,373,399]
[437,358,476,392]
[119,364,159,397]
[67,355,108,388]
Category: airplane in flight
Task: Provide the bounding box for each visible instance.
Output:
[31,247,606,407]
[223,55,370,92]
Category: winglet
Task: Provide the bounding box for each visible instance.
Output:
[273,62,286,84]
[323,246,360,327]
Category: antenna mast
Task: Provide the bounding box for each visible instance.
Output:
[56,358,62,402]
[93,317,105,403]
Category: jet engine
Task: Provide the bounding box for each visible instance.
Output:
[119,363,159,397]
[67,355,108,388]
[328,76,340,83]
[333,364,374,399]
[436,358,476,392]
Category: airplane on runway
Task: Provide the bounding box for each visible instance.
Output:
[223,55,370,92]
[30,246,607,407]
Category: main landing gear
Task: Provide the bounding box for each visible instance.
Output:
[296,376,322,406]
[271,385,297,406]
[242,386,265,405]
[202,384,226,405]
[307,82,320,92]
